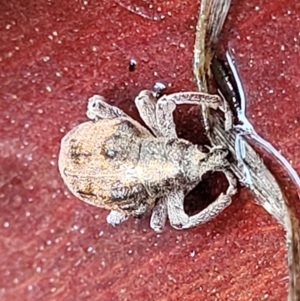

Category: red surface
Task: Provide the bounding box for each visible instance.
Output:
[1,1,300,300]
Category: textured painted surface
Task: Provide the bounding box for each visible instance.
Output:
[1,0,300,300]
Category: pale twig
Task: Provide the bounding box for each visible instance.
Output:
[193,1,300,300]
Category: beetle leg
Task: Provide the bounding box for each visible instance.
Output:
[167,189,230,230]
[150,197,168,232]
[86,94,128,121]
[166,190,189,228]
[106,210,128,226]
[134,90,163,137]
[168,169,236,230]
[155,92,223,138]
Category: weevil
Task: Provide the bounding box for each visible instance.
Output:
[58,91,237,232]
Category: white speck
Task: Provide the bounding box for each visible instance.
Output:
[287,10,291,15]
[87,246,94,253]
[13,278,19,284]
[129,58,137,69]
[52,30,58,36]
[24,123,30,129]
[179,43,185,48]
[128,249,133,254]
[46,86,52,92]
[3,221,9,228]
[83,0,88,4]
[268,89,274,94]
[55,71,61,77]
[42,56,50,62]
[48,34,53,40]
[27,285,33,291]
[91,46,98,52]
[153,71,158,76]
[7,52,13,58]
[50,287,56,293]
[36,266,42,273]
[46,240,52,245]
[190,250,196,257]
[80,228,85,234]
[25,211,31,217]
[55,237,62,244]
[6,24,12,30]
[264,293,269,298]
[37,109,43,114]
[254,6,260,11]
[271,14,276,20]
[49,160,55,166]
[72,224,79,231]
[153,81,166,92]
[98,231,104,236]
[281,45,285,51]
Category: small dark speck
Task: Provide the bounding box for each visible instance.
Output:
[129,59,137,72]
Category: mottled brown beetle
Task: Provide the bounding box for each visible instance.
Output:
[58,91,237,232]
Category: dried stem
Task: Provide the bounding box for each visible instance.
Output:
[193,1,300,300]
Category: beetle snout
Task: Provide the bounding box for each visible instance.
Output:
[208,146,230,169]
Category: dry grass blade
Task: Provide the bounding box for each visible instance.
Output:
[193,0,231,92]
[193,1,300,300]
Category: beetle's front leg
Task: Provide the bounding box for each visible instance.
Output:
[167,189,233,230]
[156,92,225,138]
[167,169,236,230]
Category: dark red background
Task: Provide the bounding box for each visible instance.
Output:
[1,0,300,300]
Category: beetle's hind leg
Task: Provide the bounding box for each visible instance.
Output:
[86,95,128,121]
